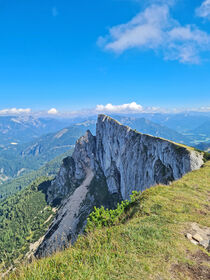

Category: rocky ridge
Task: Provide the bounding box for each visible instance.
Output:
[35,114,203,257]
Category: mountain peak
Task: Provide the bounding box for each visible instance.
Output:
[35,115,204,258]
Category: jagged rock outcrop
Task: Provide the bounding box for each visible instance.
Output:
[35,114,203,258]
[96,115,203,199]
[46,130,97,206]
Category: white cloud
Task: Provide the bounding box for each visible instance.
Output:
[96,102,143,113]
[48,108,59,115]
[0,108,31,115]
[196,106,210,112]
[166,25,210,63]
[94,102,210,115]
[196,0,210,19]
[98,4,210,64]
[100,5,171,53]
[52,6,58,17]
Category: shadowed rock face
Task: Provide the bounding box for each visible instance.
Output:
[35,114,203,258]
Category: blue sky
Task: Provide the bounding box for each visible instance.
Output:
[0,0,210,115]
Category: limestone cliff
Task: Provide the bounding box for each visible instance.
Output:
[35,115,203,257]
[96,115,203,200]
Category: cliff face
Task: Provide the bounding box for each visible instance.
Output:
[35,115,203,257]
[96,115,203,200]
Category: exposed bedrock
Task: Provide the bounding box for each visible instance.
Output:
[35,114,203,257]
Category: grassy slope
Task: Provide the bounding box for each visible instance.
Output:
[8,161,210,280]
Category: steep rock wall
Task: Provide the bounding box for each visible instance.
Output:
[96,115,203,200]
[36,130,120,257]
[35,114,203,257]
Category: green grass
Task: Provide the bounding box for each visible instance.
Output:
[7,161,210,280]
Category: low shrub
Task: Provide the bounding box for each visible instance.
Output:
[85,191,140,232]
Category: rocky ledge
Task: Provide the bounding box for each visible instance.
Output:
[35,114,203,258]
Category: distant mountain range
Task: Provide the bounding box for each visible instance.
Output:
[0,121,95,183]
[0,115,89,147]
[124,112,210,133]
[112,116,191,145]
[118,113,210,144]
[194,142,210,152]
[189,121,210,139]
[0,113,209,185]
[107,113,210,146]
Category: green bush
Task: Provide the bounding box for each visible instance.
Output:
[203,151,210,162]
[86,191,140,232]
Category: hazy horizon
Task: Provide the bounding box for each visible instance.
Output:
[0,102,210,119]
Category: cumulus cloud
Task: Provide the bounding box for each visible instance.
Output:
[0,108,31,115]
[96,102,143,113]
[196,0,210,19]
[48,108,59,115]
[166,25,210,63]
[98,5,170,52]
[98,4,210,63]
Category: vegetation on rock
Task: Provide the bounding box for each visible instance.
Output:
[86,191,140,231]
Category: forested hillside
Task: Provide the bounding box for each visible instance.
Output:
[0,177,55,270]
[0,122,95,183]
[0,150,73,201]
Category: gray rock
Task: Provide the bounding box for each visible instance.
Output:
[192,233,203,242]
[186,233,193,240]
[185,223,210,250]
[96,115,203,200]
[191,239,199,245]
[35,114,204,258]
[200,240,210,250]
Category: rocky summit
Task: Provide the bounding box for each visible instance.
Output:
[35,114,204,258]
